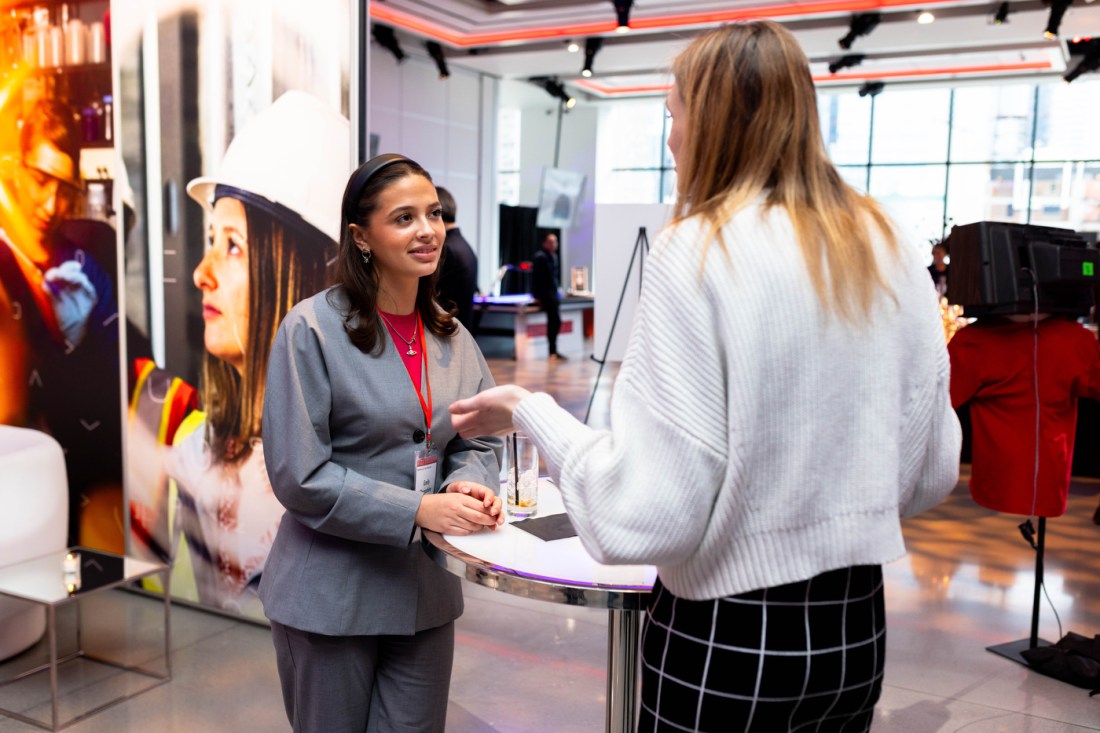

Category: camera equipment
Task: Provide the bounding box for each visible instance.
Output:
[945,221,1098,317]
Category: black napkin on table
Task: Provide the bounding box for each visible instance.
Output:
[512,513,577,541]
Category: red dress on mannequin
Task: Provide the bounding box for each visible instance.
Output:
[948,317,1100,517]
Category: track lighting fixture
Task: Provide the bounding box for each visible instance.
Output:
[582,37,603,78]
[839,13,881,49]
[993,1,1011,24]
[532,77,577,109]
[858,81,885,97]
[1043,0,1072,39]
[1064,37,1100,82]
[613,0,633,32]
[372,24,404,63]
[425,41,449,79]
[828,54,865,74]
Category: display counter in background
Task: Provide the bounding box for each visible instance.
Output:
[473,294,593,360]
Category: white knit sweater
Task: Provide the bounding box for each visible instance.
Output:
[514,202,962,600]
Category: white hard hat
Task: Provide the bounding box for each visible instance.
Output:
[186,90,350,243]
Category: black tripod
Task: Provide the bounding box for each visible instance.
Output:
[987,516,1053,664]
[584,226,650,424]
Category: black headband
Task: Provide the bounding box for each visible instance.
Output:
[342,153,415,223]
[213,184,334,246]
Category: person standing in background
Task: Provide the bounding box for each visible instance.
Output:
[929,240,949,298]
[451,21,960,732]
[531,231,565,360]
[434,186,478,332]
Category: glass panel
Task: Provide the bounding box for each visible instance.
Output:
[870,89,951,164]
[945,163,1030,231]
[837,165,869,194]
[1034,81,1100,161]
[1078,162,1100,233]
[818,91,871,165]
[869,165,948,244]
[596,100,667,203]
[497,172,520,206]
[949,84,1035,163]
[601,170,660,204]
[1027,162,1086,229]
[660,169,678,205]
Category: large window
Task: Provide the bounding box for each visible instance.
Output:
[593,78,1100,246]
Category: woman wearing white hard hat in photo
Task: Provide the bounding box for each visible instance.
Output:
[128,91,350,619]
[259,154,503,732]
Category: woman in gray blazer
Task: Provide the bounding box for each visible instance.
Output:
[260,154,503,733]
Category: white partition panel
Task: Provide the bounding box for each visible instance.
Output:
[592,204,672,362]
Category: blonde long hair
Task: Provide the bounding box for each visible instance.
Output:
[671,21,897,320]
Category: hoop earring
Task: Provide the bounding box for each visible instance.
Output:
[360,249,373,265]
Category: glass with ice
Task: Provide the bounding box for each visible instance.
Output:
[505,431,538,518]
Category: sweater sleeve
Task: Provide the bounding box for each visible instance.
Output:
[899,270,963,518]
[514,226,728,566]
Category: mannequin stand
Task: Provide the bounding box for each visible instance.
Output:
[986,517,1053,664]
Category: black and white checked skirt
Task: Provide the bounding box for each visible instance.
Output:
[637,565,885,733]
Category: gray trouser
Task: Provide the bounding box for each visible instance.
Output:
[270,620,454,733]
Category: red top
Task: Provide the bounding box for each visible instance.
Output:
[379,310,421,391]
[949,318,1100,517]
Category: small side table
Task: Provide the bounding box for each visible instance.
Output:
[0,547,171,731]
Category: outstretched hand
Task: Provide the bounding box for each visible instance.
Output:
[449,385,531,437]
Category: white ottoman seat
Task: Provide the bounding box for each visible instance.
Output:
[0,425,68,661]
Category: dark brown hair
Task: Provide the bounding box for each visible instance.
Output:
[201,202,332,462]
[332,159,456,354]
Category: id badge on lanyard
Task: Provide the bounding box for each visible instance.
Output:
[414,448,438,494]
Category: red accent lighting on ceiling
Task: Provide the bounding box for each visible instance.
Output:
[370,0,964,48]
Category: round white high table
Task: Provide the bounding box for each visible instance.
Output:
[423,479,656,733]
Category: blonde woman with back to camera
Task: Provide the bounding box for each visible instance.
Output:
[450,21,961,732]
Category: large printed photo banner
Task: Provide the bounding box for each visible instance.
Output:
[0,0,123,551]
[119,0,351,621]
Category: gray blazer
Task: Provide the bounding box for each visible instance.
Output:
[259,287,501,636]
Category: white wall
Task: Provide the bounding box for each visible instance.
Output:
[368,46,499,291]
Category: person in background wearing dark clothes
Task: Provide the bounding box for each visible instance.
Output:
[928,241,949,298]
[435,186,478,332]
[531,231,565,360]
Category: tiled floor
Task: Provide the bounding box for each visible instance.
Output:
[2,354,1100,732]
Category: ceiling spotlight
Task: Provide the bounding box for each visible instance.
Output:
[533,77,577,109]
[1064,37,1100,82]
[858,81,885,97]
[1044,0,1072,39]
[993,1,1011,24]
[371,24,404,63]
[582,37,603,78]
[613,0,633,32]
[566,39,580,53]
[828,53,866,73]
[917,10,935,23]
[425,41,449,79]
[839,13,881,49]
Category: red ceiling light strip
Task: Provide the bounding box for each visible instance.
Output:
[574,60,1055,96]
[369,4,617,46]
[371,0,959,47]
[821,60,1053,81]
